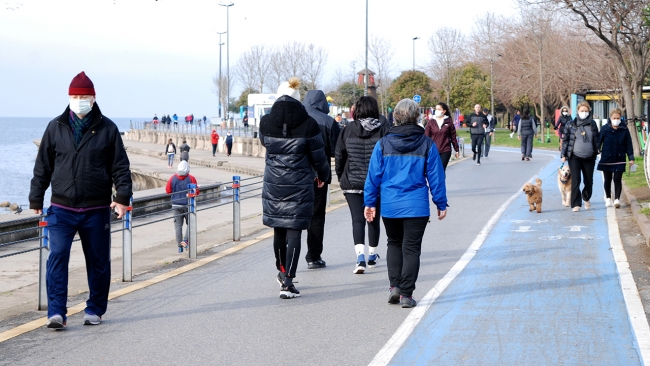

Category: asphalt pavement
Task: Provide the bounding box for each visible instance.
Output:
[1,145,645,365]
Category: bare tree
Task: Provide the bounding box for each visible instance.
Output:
[471,12,504,122]
[367,35,395,115]
[428,27,465,107]
[212,74,235,116]
[269,42,307,89]
[302,43,328,90]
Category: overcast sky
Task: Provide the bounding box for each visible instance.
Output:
[0,0,519,118]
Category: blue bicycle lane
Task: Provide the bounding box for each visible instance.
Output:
[387,153,644,365]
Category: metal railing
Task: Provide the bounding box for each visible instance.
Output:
[0,175,263,311]
[130,120,259,138]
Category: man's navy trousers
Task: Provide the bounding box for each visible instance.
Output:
[46,206,112,320]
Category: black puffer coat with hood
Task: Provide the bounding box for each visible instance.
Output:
[303,90,341,184]
[259,96,330,230]
[335,117,389,191]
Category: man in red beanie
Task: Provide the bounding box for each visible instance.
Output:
[29,71,132,329]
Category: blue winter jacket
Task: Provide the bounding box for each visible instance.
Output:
[364,124,448,218]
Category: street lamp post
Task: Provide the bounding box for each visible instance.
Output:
[364,0,368,96]
[412,37,420,71]
[217,31,226,120]
[219,2,234,124]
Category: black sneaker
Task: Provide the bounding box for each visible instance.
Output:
[276,271,286,286]
[388,286,400,304]
[354,261,366,274]
[280,285,300,299]
[472,153,476,161]
[368,254,380,268]
[307,259,326,269]
[400,295,417,308]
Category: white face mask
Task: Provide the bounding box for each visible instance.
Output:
[434,110,443,117]
[578,111,589,119]
[70,98,94,115]
[612,119,621,126]
[562,111,568,116]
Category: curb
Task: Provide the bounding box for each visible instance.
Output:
[622,180,650,247]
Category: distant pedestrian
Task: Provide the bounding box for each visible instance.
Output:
[467,104,488,165]
[482,108,495,158]
[153,114,159,130]
[243,113,249,132]
[259,77,330,299]
[173,113,178,126]
[165,138,176,168]
[303,90,341,270]
[211,129,220,156]
[555,106,571,143]
[510,110,521,138]
[203,115,207,124]
[179,140,190,161]
[598,108,633,208]
[225,132,233,156]
[561,101,600,212]
[340,112,349,128]
[424,102,460,170]
[364,98,448,308]
[335,96,389,274]
[29,71,133,328]
[517,109,537,161]
[165,161,200,254]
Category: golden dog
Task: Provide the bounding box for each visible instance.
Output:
[557,164,571,207]
[523,178,543,213]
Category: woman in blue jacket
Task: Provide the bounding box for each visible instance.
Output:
[363,98,448,308]
[597,108,634,208]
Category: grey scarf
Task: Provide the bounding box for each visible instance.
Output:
[576,116,591,142]
[359,117,381,131]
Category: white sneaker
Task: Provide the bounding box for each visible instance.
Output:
[614,199,621,208]
[605,198,612,207]
[572,207,580,212]
[584,201,591,210]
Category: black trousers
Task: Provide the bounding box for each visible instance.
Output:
[439,151,451,171]
[306,182,328,262]
[568,155,596,208]
[345,193,381,246]
[471,134,484,163]
[226,143,232,155]
[382,216,429,297]
[273,228,302,278]
[603,170,624,200]
[482,133,492,157]
[212,143,217,155]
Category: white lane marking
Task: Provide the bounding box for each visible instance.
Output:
[512,226,535,232]
[607,200,650,364]
[565,225,586,232]
[368,186,524,366]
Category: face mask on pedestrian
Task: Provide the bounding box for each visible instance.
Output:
[69,97,94,115]
[434,110,444,117]
[562,111,568,116]
[612,119,621,126]
[578,111,589,119]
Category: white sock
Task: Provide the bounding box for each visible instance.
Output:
[368,246,377,255]
[355,244,365,256]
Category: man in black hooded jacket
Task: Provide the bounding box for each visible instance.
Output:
[303,90,341,269]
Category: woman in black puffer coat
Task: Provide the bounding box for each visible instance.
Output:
[597,108,634,208]
[259,78,330,299]
[335,96,389,274]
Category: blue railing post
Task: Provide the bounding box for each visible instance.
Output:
[233,176,241,241]
[38,216,49,311]
[122,198,133,282]
[188,183,198,259]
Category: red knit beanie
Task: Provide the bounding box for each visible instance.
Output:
[69,71,95,96]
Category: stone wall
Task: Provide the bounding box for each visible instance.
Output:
[123,130,266,158]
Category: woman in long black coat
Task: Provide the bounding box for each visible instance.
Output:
[259,78,330,299]
[597,108,634,208]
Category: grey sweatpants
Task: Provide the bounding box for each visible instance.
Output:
[173,205,189,247]
[520,134,534,158]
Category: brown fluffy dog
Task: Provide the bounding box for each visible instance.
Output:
[523,178,543,213]
[557,165,571,207]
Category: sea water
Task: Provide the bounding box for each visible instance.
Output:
[0,116,138,214]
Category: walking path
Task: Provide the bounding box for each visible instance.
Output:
[0,146,648,366]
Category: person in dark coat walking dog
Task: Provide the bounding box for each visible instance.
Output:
[259,78,330,299]
[597,108,634,208]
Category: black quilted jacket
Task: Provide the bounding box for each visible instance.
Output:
[259,96,330,230]
[335,119,389,191]
[561,117,600,159]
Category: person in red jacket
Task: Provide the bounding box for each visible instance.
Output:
[424,102,460,170]
[211,129,220,156]
[165,161,200,254]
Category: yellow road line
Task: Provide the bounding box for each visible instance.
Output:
[0,203,346,343]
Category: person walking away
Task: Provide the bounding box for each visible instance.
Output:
[179,140,190,161]
[173,113,178,128]
[303,90,341,269]
[165,138,176,168]
[364,98,448,308]
[165,161,200,254]
[211,129,220,156]
[561,101,600,212]
[203,115,207,125]
[166,114,172,129]
[424,102,460,170]
[225,132,233,156]
[152,114,159,130]
[243,113,249,133]
[597,108,634,208]
[259,78,330,299]
[510,110,521,138]
[482,108,495,158]
[555,106,571,146]
[29,71,132,328]
[335,96,389,274]
[517,109,537,161]
[467,104,488,165]
[160,114,166,129]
